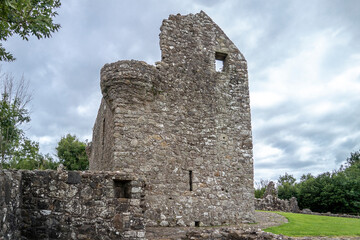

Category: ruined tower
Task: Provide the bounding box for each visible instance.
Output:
[88,11,254,226]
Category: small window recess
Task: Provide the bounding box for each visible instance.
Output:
[215,52,227,72]
[113,180,131,198]
[102,118,106,147]
[195,221,200,227]
[189,170,193,191]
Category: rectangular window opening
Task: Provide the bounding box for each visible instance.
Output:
[113,180,131,198]
[102,118,106,147]
[215,52,227,72]
[195,221,200,227]
[189,170,193,191]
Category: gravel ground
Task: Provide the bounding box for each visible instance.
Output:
[146,211,360,239]
[253,211,288,229]
[146,211,288,239]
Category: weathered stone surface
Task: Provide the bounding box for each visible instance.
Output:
[255,194,294,212]
[0,170,22,239]
[89,10,254,227]
[255,193,301,213]
[1,11,256,239]
[255,182,300,213]
[263,181,277,198]
[180,227,291,240]
[0,170,145,240]
[289,196,300,213]
[67,171,81,184]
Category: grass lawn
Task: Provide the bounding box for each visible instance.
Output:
[262,211,360,237]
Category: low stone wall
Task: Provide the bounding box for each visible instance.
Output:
[255,195,300,213]
[0,170,22,239]
[301,208,360,219]
[255,195,360,219]
[0,169,145,240]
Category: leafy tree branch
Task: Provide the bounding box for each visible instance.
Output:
[0,0,61,61]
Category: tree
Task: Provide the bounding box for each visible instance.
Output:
[0,0,61,61]
[56,134,88,170]
[0,72,31,167]
[0,71,56,170]
[254,179,270,198]
[278,172,296,185]
[294,152,360,214]
[346,150,360,167]
[277,173,298,200]
[276,150,360,214]
[8,138,58,169]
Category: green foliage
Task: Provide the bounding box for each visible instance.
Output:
[296,162,360,214]
[56,134,88,170]
[278,172,296,185]
[276,150,360,215]
[277,173,298,200]
[255,187,266,199]
[7,138,58,169]
[0,72,57,169]
[0,0,61,61]
[263,211,360,237]
[0,73,31,166]
[254,179,269,198]
[346,150,360,167]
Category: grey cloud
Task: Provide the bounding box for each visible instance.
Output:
[1,0,359,181]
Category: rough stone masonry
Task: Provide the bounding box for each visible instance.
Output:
[0,169,146,240]
[88,11,255,227]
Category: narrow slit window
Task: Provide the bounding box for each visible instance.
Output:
[102,118,106,147]
[189,170,193,191]
[215,52,227,72]
[113,180,131,198]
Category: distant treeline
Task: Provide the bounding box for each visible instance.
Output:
[256,150,360,215]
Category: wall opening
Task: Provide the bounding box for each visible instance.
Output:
[189,170,193,191]
[215,52,227,72]
[195,221,200,227]
[113,180,131,198]
[102,118,106,147]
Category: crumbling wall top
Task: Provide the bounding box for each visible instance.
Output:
[159,11,245,71]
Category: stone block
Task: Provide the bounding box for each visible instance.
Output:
[67,172,81,184]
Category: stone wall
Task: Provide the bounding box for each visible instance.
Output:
[255,195,300,213]
[87,99,115,171]
[89,11,254,227]
[0,169,145,240]
[255,181,300,213]
[0,170,22,239]
[300,208,360,219]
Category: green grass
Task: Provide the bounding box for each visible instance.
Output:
[263,211,360,237]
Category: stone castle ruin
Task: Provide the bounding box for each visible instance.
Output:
[0,11,254,239]
[88,11,254,227]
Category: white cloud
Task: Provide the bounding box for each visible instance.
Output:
[38,135,57,145]
[75,92,101,118]
[253,142,284,167]
[251,91,285,108]
[2,0,360,184]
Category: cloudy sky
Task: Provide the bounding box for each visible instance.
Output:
[1,0,360,183]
